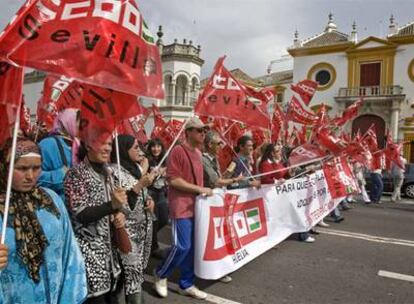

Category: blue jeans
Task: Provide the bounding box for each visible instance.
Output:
[370,173,384,202]
[156,218,195,289]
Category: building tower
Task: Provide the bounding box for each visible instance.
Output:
[156,26,205,121]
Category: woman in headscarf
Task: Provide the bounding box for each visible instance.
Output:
[64,137,128,303]
[110,134,156,304]
[38,108,80,202]
[0,137,87,303]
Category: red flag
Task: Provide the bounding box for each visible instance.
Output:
[361,126,378,152]
[315,126,347,155]
[43,74,83,111]
[195,57,270,129]
[0,104,18,147]
[243,85,275,113]
[0,62,23,106]
[287,96,318,125]
[79,84,143,148]
[322,157,359,199]
[20,96,32,136]
[271,104,285,142]
[151,104,166,138]
[119,105,150,144]
[288,143,326,166]
[290,79,318,106]
[0,0,163,98]
[297,125,307,145]
[155,119,185,149]
[331,98,363,127]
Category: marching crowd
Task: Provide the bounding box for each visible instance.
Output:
[0,109,407,304]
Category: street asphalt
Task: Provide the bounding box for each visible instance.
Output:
[143,196,414,304]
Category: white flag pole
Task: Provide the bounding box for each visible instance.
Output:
[1,104,21,244]
[155,117,190,171]
[114,128,123,187]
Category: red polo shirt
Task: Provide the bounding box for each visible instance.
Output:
[167,144,204,219]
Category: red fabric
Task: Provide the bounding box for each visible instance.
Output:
[20,97,32,136]
[0,62,23,107]
[167,144,204,219]
[243,85,275,113]
[290,80,318,106]
[0,104,18,147]
[156,119,185,149]
[119,106,150,144]
[151,104,166,138]
[259,160,287,184]
[288,96,318,125]
[315,126,347,155]
[79,84,143,149]
[323,157,359,199]
[271,104,285,142]
[1,0,164,98]
[331,98,363,127]
[288,144,326,166]
[195,57,270,129]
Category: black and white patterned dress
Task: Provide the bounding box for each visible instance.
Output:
[113,166,153,296]
[64,160,121,298]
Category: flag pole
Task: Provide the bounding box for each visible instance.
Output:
[113,128,124,187]
[155,117,189,171]
[1,104,21,244]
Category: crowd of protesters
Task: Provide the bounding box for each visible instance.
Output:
[0,110,407,303]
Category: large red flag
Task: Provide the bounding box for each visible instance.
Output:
[195,57,270,129]
[0,0,163,98]
[290,79,318,106]
[79,84,143,148]
[287,96,318,125]
[0,62,23,106]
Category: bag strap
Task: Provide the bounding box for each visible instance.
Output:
[52,136,68,167]
[181,145,198,185]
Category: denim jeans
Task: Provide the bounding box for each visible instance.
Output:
[370,173,384,202]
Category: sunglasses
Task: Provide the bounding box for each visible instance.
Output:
[191,128,207,133]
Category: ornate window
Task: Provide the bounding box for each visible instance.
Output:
[307,62,336,91]
[408,59,414,83]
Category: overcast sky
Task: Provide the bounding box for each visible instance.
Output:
[1,0,413,78]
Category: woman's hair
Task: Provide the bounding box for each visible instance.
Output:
[146,138,165,161]
[235,135,253,153]
[259,143,275,166]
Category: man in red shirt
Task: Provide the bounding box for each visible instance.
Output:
[154,117,213,300]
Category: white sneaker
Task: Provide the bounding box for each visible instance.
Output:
[219,275,232,283]
[153,270,168,298]
[178,285,208,300]
[303,236,315,243]
[317,220,330,228]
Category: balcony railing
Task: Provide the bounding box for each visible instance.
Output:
[165,96,197,106]
[337,85,403,97]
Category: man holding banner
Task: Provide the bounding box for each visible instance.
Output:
[153,117,213,300]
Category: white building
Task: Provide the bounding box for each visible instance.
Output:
[285,14,414,160]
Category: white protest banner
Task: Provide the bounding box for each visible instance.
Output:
[194,170,344,280]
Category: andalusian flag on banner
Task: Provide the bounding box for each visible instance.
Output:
[246,208,261,233]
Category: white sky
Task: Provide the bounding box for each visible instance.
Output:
[1,0,413,78]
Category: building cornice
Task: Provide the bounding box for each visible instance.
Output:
[287,42,353,57]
